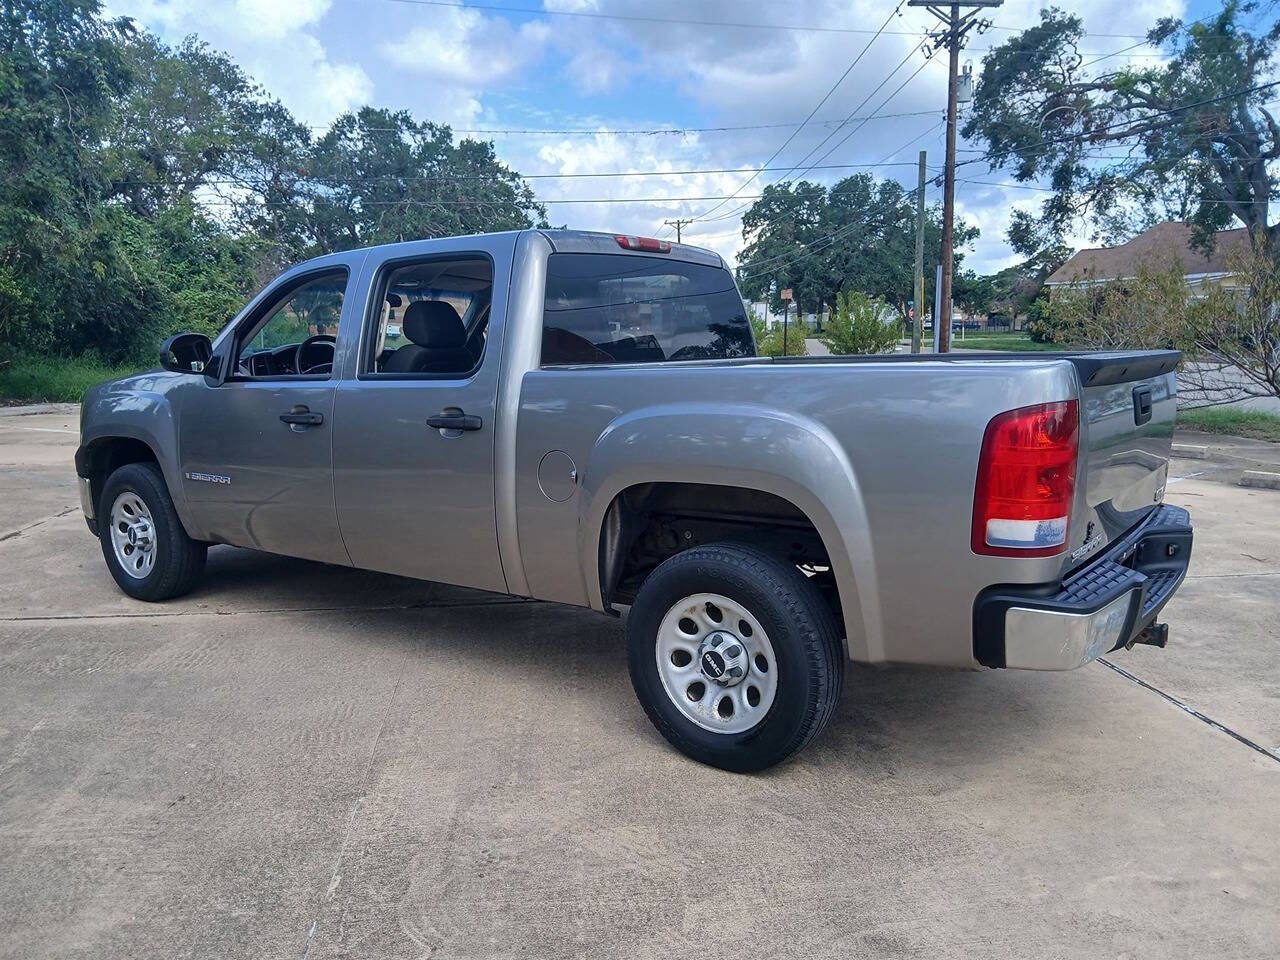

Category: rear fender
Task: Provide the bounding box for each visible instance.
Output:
[580,403,883,661]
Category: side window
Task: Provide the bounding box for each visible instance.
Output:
[541,253,754,365]
[236,271,347,378]
[363,256,493,377]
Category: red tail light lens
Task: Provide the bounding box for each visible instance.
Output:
[615,235,671,253]
[972,400,1079,557]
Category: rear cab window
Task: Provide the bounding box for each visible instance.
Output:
[541,253,755,365]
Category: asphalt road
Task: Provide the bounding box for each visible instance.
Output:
[1,406,1277,959]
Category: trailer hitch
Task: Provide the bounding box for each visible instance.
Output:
[1126,622,1169,650]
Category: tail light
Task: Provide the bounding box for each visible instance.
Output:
[616,235,670,253]
[972,400,1079,557]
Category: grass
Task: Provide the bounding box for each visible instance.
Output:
[1177,406,1280,442]
[948,330,1062,352]
[0,355,143,404]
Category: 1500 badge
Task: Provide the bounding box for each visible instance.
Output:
[185,471,231,485]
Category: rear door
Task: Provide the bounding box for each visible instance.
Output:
[330,236,515,594]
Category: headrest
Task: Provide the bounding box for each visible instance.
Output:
[403,300,465,348]
[386,293,402,307]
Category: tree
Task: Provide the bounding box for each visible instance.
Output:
[819,290,898,355]
[748,307,807,357]
[735,174,976,320]
[735,181,828,316]
[0,2,554,367]
[952,270,996,320]
[988,242,1073,327]
[963,2,1280,264]
[0,0,132,354]
[301,107,547,255]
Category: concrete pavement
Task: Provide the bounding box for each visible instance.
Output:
[0,408,1277,959]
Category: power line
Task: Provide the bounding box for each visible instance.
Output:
[955,79,1280,170]
[372,0,1171,42]
[377,0,924,35]
[688,45,934,227]
[675,3,908,229]
[110,159,927,190]
[199,193,779,207]
[303,110,942,137]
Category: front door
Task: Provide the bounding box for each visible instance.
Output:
[331,242,511,594]
[178,265,353,565]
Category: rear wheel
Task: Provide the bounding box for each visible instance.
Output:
[99,462,206,601]
[626,543,843,772]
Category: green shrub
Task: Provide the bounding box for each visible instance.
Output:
[749,308,807,357]
[0,354,143,403]
[819,290,898,355]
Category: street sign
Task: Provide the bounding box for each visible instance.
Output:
[780,288,793,301]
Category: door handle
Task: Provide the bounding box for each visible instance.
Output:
[280,408,324,426]
[426,412,483,431]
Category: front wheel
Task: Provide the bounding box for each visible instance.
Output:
[99,462,207,601]
[626,543,844,772]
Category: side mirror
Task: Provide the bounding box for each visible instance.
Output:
[160,332,213,374]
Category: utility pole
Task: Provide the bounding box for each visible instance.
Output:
[663,217,693,243]
[908,0,999,352]
[912,149,926,354]
[780,287,793,356]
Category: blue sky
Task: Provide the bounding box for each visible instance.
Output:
[105,0,1242,272]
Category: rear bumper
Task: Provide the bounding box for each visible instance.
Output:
[974,504,1193,670]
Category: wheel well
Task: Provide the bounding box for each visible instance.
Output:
[81,437,159,513]
[599,482,842,622]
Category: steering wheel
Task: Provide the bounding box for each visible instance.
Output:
[295,335,336,374]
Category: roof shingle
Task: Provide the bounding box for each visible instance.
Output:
[1045,222,1252,285]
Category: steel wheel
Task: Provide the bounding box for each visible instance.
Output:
[108,490,157,579]
[655,592,779,734]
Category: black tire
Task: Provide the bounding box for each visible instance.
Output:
[626,543,844,772]
[98,462,206,601]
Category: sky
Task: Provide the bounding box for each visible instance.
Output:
[102,0,1237,273]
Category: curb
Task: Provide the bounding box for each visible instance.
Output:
[1171,443,1208,459]
[1240,470,1280,491]
[0,403,79,417]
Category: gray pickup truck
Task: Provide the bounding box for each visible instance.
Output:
[76,229,1193,771]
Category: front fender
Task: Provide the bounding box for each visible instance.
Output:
[78,375,199,538]
[578,402,884,662]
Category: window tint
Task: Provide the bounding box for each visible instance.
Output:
[365,257,492,377]
[541,254,754,365]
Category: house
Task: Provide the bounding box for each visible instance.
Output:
[1044,222,1252,294]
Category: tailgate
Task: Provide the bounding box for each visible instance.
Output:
[1067,351,1180,572]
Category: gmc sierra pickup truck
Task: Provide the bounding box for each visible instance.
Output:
[76,229,1193,771]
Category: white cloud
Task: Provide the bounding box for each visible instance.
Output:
[108,0,1200,270]
[525,0,1192,269]
[106,0,371,126]
[233,0,330,38]
[382,8,550,86]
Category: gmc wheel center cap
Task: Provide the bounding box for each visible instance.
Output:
[698,631,748,686]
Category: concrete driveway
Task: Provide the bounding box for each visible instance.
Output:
[1,407,1277,959]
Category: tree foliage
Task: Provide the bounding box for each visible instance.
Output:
[735,174,977,318]
[0,0,547,364]
[1038,248,1280,401]
[819,290,898,356]
[963,1,1280,262]
[748,307,808,357]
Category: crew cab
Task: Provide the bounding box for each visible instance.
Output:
[76,229,1193,771]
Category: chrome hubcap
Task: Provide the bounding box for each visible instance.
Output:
[656,593,778,734]
[109,491,157,579]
